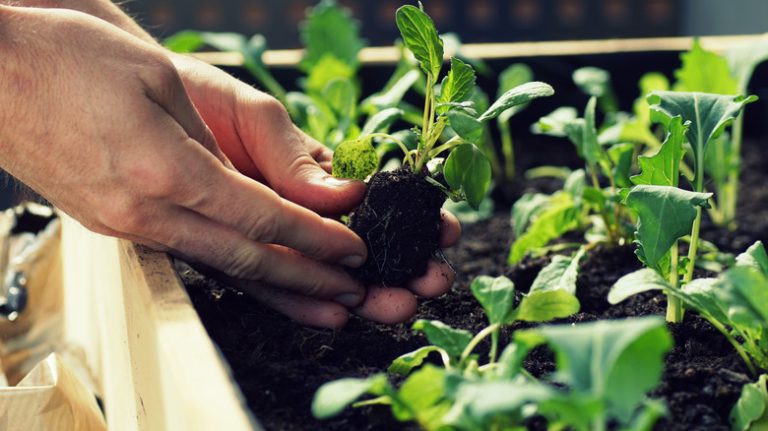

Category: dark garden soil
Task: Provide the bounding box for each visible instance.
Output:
[181,139,768,431]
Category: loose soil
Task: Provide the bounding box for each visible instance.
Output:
[182,140,768,431]
[349,168,446,286]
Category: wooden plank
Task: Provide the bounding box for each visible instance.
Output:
[61,216,257,431]
[190,34,768,67]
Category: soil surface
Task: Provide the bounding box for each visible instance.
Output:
[182,139,768,431]
[349,168,446,286]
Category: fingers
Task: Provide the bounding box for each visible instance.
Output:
[244,284,350,329]
[354,287,418,325]
[139,206,365,303]
[173,161,367,265]
[440,210,462,248]
[408,260,455,297]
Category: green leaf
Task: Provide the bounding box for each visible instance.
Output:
[388,346,443,375]
[674,39,738,95]
[735,241,768,276]
[731,374,768,431]
[442,197,494,224]
[447,111,483,143]
[479,82,554,122]
[438,57,476,113]
[573,66,611,98]
[631,116,688,187]
[163,30,205,53]
[305,54,355,95]
[323,78,356,120]
[678,277,727,323]
[470,275,516,325]
[332,137,378,180]
[530,248,586,295]
[533,107,578,136]
[443,144,492,210]
[647,91,757,181]
[508,192,580,265]
[312,374,388,419]
[626,185,712,270]
[361,108,403,136]
[514,290,580,322]
[608,268,671,305]
[498,63,534,121]
[715,267,768,329]
[727,37,768,93]
[444,379,553,428]
[412,320,473,359]
[395,5,444,78]
[578,96,602,168]
[608,143,636,189]
[299,0,364,72]
[518,317,672,424]
[621,72,670,146]
[362,69,421,113]
[392,365,450,426]
[511,193,551,237]
[197,32,247,52]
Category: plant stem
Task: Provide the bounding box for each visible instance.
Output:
[490,331,499,364]
[460,324,500,366]
[707,318,757,376]
[368,133,413,167]
[722,112,744,229]
[665,241,683,323]
[499,120,515,182]
[683,207,702,285]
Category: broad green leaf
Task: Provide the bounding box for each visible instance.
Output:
[444,379,553,427]
[362,69,420,112]
[361,108,403,136]
[395,5,444,78]
[704,133,733,188]
[447,111,483,143]
[735,241,768,276]
[715,268,768,329]
[533,107,578,136]
[389,346,443,375]
[312,374,388,419]
[530,247,586,295]
[514,290,580,322]
[479,82,554,122]
[674,39,738,95]
[579,96,602,168]
[392,365,447,423]
[608,268,670,305]
[498,63,534,121]
[678,277,727,323]
[647,91,757,180]
[727,37,768,93]
[412,320,473,359]
[470,275,516,325]
[731,374,768,431]
[305,54,355,94]
[511,193,551,237]
[509,193,580,264]
[519,317,672,423]
[443,144,492,210]
[299,0,364,72]
[163,30,205,53]
[573,67,611,98]
[621,72,670,146]
[323,78,356,120]
[631,116,688,187]
[608,142,635,189]
[438,57,476,112]
[626,185,712,270]
[332,137,378,180]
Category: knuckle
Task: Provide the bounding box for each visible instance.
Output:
[245,211,282,243]
[96,197,145,234]
[223,247,266,280]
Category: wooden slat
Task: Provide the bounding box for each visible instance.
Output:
[61,216,257,431]
[190,34,768,67]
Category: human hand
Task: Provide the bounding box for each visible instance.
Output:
[170,54,461,328]
[0,7,369,312]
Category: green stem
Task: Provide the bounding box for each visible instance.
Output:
[723,112,744,228]
[490,331,499,364]
[427,136,462,159]
[499,120,515,182]
[368,133,413,167]
[665,241,683,323]
[460,324,500,366]
[683,207,702,285]
[708,318,757,376]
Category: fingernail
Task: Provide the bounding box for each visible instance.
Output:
[334,293,362,307]
[340,254,365,268]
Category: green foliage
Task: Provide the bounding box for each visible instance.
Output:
[331,137,378,180]
[508,192,580,264]
[395,5,443,78]
[479,82,555,122]
[299,0,364,72]
[608,268,672,305]
[631,116,688,187]
[573,66,618,113]
[438,58,476,113]
[626,185,711,271]
[312,374,387,419]
[727,37,768,93]
[412,320,473,360]
[673,39,738,95]
[443,144,492,210]
[736,241,768,275]
[731,375,768,431]
[530,248,586,295]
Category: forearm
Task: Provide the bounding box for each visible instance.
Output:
[1,0,157,44]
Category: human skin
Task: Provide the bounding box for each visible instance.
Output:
[0,3,460,328]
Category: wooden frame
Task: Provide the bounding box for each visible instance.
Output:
[60,216,258,431]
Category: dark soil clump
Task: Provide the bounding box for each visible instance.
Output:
[349,168,446,286]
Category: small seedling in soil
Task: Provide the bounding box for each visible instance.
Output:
[312,273,671,431]
[330,4,553,285]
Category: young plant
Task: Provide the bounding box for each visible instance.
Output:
[731,374,768,431]
[330,4,553,285]
[312,303,672,431]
